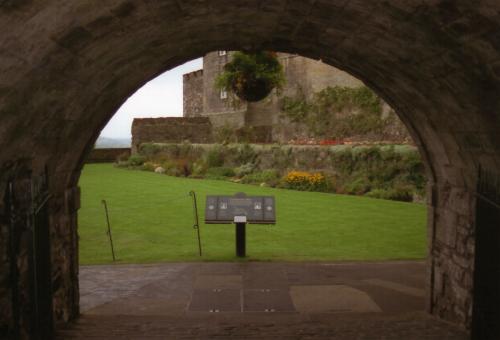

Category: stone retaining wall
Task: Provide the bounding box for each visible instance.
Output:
[131,117,213,153]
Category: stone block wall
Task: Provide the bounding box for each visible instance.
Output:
[206,110,246,129]
[202,52,242,116]
[430,183,475,325]
[183,70,204,118]
[0,198,12,337]
[49,185,80,327]
[131,117,213,153]
[186,52,411,144]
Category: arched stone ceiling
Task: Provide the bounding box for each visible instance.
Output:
[0,0,499,189]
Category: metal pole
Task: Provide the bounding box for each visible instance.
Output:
[189,191,202,256]
[235,222,246,257]
[101,200,116,261]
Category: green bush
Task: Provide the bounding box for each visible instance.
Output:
[341,176,372,195]
[159,159,193,177]
[235,144,257,164]
[235,163,256,177]
[242,169,281,186]
[270,146,293,171]
[132,142,426,202]
[141,162,156,172]
[214,125,237,144]
[191,161,207,177]
[128,155,146,166]
[166,166,182,177]
[205,145,225,167]
[139,143,163,159]
[205,167,236,180]
[178,142,193,158]
[365,185,414,202]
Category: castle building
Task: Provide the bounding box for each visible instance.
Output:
[183,51,364,142]
[132,51,408,151]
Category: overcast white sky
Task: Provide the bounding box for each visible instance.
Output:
[100,58,203,139]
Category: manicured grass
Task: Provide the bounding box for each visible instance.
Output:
[78,164,427,264]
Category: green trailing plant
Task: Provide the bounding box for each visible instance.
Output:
[214,124,237,144]
[235,163,256,177]
[139,143,163,159]
[215,51,285,102]
[282,86,392,139]
[234,144,257,164]
[205,145,226,167]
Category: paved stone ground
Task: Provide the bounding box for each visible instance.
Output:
[58,261,468,339]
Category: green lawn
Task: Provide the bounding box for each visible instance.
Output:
[78,164,427,264]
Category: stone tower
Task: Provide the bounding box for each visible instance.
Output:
[183,51,366,141]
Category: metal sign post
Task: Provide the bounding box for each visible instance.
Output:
[205,193,275,257]
[234,216,247,257]
[189,191,203,256]
[101,200,116,261]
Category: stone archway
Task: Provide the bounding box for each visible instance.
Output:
[1,1,499,338]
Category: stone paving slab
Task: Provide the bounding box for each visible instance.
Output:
[194,274,243,289]
[243,289,296,312]
[290,285,381,313]
[189,289,242,312]
[66,261,469,338]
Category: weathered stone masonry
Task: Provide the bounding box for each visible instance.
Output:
[131,117,213,153]
[1,1,500,339]
[183,70,204,118]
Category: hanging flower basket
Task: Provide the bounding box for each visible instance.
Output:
[215,51,285,102]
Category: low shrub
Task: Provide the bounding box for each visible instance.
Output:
[166,167,182,177]
[141,162,157,172]
[176,158,193,177]
[283,171,328,192]
[242,169,281,186]
[128,155,146,166]
[235,162,256,177]
[191,161,208,177]
[132,142,426,202]
[139,143,163,159]
[205,145,225,167]
[340,176,371,195]
[365,185,414,202]
[160,159,193,177]
[235,144,257,164]
[116,152,130,163]
[205,167,236,180]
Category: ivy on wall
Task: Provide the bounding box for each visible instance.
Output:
[215,51,285,102]
[281,86,395,139]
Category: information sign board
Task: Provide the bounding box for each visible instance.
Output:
[205,192,275,224]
